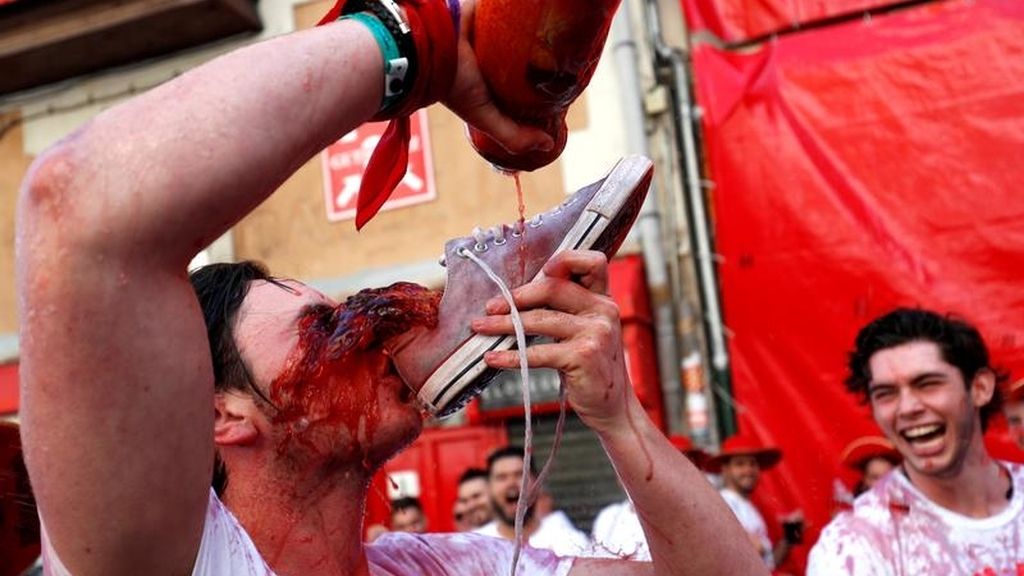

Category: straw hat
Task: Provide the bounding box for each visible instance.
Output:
[1003,376,1024,403]
[669,435,710,470]
[839,435,902,471]
[706,434,782,473]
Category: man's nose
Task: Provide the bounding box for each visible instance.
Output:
[896,386,924,417]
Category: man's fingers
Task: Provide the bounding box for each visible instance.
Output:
[472,308,587,341]
[463,101,554,155]
[542,250,609,294]
[483,342,567,372]
[486,276,618,319]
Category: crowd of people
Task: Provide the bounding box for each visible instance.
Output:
[361,308,1024,576]
[5,0,1023,574]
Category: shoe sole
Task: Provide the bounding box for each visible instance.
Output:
[419,156,654,417]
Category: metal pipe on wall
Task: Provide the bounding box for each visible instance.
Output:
[610,2,685,434]
[644,0,736,439]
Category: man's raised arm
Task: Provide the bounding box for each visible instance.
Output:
[16,5,544,574]
[475,251,768,575]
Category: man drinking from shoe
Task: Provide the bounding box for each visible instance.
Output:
[16,0,767,573]
[474,446,590,556]
[809,309,1021,575]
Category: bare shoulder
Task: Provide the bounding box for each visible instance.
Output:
[17,144,213,575]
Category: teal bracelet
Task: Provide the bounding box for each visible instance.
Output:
[342,11,409,112]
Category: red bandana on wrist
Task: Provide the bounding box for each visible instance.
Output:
[319,0,458,229]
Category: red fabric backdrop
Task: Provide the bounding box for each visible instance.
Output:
[680,0,896,43]
[691,0,1024,572]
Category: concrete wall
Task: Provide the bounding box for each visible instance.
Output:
[0,0,632,356]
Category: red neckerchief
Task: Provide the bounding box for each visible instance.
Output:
[319,0,458,228]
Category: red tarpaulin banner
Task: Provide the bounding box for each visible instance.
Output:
[0,363,17,415]
[680,0,896,43]
[692,0,1024,571]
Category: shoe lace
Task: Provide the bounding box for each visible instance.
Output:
[438,195,577,266]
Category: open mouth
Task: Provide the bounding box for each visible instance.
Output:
[901,423,946,446]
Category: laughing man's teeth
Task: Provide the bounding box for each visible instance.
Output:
[903,424,942,439]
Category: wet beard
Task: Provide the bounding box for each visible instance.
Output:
[495,498,534,528]
[270,283,439,458]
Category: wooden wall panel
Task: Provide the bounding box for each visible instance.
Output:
[0,114,32,333]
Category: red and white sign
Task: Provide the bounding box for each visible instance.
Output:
[321,110,437,222]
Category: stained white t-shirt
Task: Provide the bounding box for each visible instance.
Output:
[474,512,592,558]
[591,500,650,560]
[808,461,1024,576]
[719,488,774,568]
[41,489,574,576]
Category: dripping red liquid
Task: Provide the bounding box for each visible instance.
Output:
[514,172,528,285]
[268,282,441,458]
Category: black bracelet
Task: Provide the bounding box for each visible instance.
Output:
[342,0,418,113]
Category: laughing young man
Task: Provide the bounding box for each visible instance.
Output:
[808,308,1021,575]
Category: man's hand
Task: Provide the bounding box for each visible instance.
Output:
[471,250,632,434]
[443,0,554,157]
[471,249,769,576]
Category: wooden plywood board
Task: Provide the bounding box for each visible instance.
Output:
[0,114,31,333]
[0,0,261,95]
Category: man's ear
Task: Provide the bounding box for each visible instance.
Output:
[214,391,261,447]
[971,368,996,409]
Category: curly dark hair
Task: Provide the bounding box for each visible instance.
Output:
[846,308,1005,430]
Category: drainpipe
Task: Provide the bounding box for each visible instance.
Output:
[644,0,736,439]
[610,3,684,434]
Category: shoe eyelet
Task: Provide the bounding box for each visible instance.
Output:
[528,216,543,228]
[474,242,489,252]
[457,247,471,258]
[511,229,523,238]
[493,237,507,246]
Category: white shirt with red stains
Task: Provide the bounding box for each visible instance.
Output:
[40,489,574,575]
[474,511,592,558]
[719,488,775,568]
[591,499,650,561]
[808,461,1024,576]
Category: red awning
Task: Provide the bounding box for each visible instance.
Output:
[0,363,18,414]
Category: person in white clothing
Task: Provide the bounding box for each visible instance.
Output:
[706,434,801,570]
[1003,376,1024,450]
[474,446,591,557]
[809,308,1019,575]
[591,499,646,560]
[839,435,901,497]
[453,467,492,531]
[15,0,769,573]
[591,435,710,560]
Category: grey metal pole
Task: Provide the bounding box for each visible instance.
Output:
[645,0,735,440]
[610,2,685,434]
